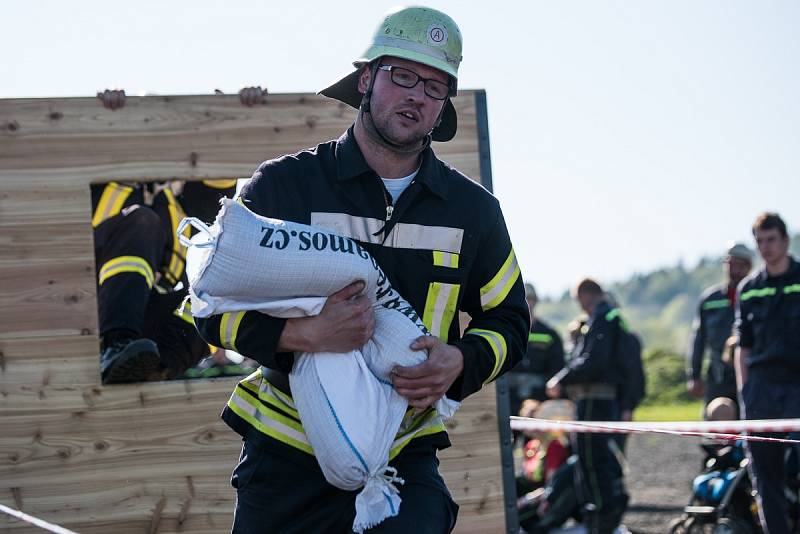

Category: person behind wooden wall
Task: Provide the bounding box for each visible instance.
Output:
[90,174,236,383]
[190,6,530,533]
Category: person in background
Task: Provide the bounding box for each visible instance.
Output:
[687,242,753,411]
[546,278,629,534]
[507,282,565,414]
[603,292,645,425]
[735,212,800,534]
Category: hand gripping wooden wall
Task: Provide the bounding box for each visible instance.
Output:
[0,92,505,533]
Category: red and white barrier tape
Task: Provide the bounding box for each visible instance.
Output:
[0,503,78,534]
[509,417,800,444]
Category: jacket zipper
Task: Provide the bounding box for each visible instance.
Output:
[381,186,394,223]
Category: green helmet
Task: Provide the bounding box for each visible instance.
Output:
[319,6,463,142]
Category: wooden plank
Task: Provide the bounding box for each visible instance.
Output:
[0,335,98,385]
[0,260,96,338]
[0,92,504,533]
[1,380,502,532]
[0,94,482,185]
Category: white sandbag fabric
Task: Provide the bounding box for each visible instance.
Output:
[180,199,459,532]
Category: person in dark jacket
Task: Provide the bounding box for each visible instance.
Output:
[507,282,565,413]
[735,212,800,534]
[687,242,753,409]
[602,292,645,424]
[92,179,236,384]
[192,7,529,533]
[547,278,628,534]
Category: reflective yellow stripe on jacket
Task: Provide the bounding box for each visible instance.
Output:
[163,188,190,286]
[92,182,134,228]
[423,282,460,341]
[226,368,446,459]
[98,255,155,288]
[466,328,507,384]
[219,311,246,353]
[480,249,520,311]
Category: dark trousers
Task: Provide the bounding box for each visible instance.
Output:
[741,372,800,534]
[231,439,458,534]
[704,359,738,408]
[573,398,628,534]
[94,206,165,335]
[94,206,207,377]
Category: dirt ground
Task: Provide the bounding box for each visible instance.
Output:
[621,433,706,533]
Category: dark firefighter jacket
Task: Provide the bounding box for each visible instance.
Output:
[687,283,736,382]
[194,127,529,459]
[736,256,800,381]
[507,318,564,409]
[554,300,624,387]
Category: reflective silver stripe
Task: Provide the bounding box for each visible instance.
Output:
[227,389,311,449]
[433,250,459,268]
[311,212,384,243]
[311,212,463,253]
[219,311,246,352]
[424,282,460,341]
[92,182,133,228]
[466,328,508,384]
[480,249,520,311]
[98,255,155,288]
[229,370,445,458]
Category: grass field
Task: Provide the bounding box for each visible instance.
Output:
[634,401,703,422]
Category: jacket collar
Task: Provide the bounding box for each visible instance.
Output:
[757,255,800,283]
[334,126,449,200]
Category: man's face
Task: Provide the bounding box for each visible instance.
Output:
[574,292,591,314]
[724,257,751,286]
[358,56,448,145]
[754,228,789,265]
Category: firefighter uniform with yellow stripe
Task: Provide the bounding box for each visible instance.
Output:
[687,284,738,406]
[92,180,236,382]
[736,255,800,533]
[194,126,529,532]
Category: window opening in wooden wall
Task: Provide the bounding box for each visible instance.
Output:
[90,178,254,384]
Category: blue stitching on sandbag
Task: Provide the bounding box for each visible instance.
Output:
[322,388,369,471]
[383,491,397,516]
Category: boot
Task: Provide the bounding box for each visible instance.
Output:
[101,338,163,384]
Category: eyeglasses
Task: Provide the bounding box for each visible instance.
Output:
[377,65,452,100]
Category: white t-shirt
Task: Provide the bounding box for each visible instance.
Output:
[381,169,418,203]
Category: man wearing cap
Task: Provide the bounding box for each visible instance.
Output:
[686,242,753,410]
[507,283,565,413]
[735,212,800,534]
[194,7,529,533]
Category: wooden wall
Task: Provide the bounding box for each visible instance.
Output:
[0,92,505,533]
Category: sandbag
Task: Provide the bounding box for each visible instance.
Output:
[180,199,459,532]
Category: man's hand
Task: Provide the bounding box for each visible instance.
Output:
[97,89,126,110]
[239,86,268,107]
[277,281,374,353]
[545,377,562,399]
[686,379,705,399]
[392,336,464,409]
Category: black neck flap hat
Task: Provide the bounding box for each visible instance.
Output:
[319,6,463,142]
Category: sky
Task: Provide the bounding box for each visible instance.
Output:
[4,1,798,297]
